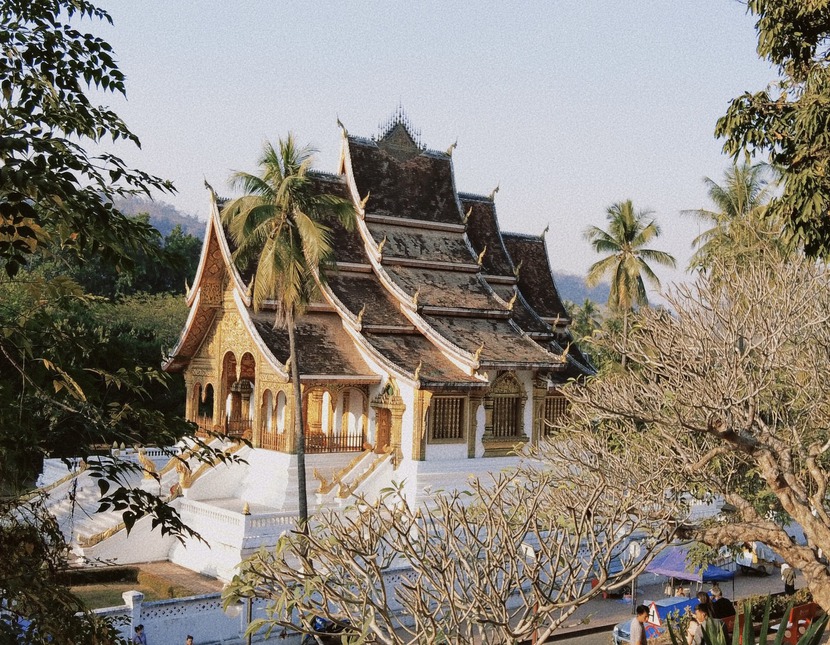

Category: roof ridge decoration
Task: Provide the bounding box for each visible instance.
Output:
[377,104,423,146]
[457,192,495,203]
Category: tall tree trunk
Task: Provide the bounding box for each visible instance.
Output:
[621,308,629,370]
[286,310,308,531]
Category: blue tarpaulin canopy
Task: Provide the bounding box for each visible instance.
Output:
[646,545,735,583]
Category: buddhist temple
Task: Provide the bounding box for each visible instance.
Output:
[46,113,593,579]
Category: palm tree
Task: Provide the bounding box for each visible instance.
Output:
[221,135,357,529]
[584,200,675,368]
[684,163,777,273]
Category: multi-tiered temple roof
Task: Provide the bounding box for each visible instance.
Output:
[165,114,593,386]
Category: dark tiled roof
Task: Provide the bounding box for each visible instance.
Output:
[329,217,370,265]
[385,265,503,311]
[325,272,406,327]
[348,137,462,225]
[488,283,552,335]
[367,223,474,265]
[362,332,484,387]
[459,195,515,277]
[422,315,562,368]
[251,311,375,378]
[545,340,594,380]
[502,233,569,320]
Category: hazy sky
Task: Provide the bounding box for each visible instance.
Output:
[90,1,775,289]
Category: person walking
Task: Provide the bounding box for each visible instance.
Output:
[133,624,148,645]
[630,605,649,645]
[782,563,796,595]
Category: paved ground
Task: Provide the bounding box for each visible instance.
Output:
[134,561,225,595]
[547,568,801,643]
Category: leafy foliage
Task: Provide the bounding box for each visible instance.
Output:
[683,164,786,276]
[0,498,124,644]
[584,200,675,312]
[0,1,231,641]
[715,1,830,257]
[0,0,175,277]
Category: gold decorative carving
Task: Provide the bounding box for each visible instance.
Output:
[176,460,193,489]
[201,281,222,307]
[412,390,432,461]
[137,449,158,480]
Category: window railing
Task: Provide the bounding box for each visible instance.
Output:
[305,430,365,453]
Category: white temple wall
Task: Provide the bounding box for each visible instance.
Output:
[81,511,176,565]
[184,449,250,502]
[425,441,467,461]
[237,449,292,508]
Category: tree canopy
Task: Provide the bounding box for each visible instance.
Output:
[561,235,830,611]
[0,2,228,641]
[716,0,830,257]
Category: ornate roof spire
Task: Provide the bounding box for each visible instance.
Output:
[376,103,423,150]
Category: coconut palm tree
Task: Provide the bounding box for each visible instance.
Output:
[684,163,779,274]
[584,200,675,368]
[221,135,357,528]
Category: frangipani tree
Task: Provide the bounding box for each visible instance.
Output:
[225,434,686,645]
[560,237,830,610]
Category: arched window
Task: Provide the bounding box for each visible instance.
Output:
[262,389,274,433]
[337,388,367,435]
[276,391,286,434]
[321,391,331,435]
[198,384,214,417]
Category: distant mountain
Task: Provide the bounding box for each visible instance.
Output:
[553,273,610,307]
[114,196,206,239]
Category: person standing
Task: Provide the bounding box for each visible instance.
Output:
[185,637,194,645]
[133,624,148,645]
[630,605,649,645]
[782,563,796,595]
[691,603,726,645]
[711,585,736,619]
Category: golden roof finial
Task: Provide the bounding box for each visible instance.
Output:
[377,234,387,255]
[360,191,371,210]
[336,116,348,137]
[507,292,518,310]
[412,287,420,308]
[477,245,487,266]
[474,342,486,363]
[489,184,500,200]
[446,139,458,156]
[356,303,366,326]
[184,279,191,299]
[413,361,423,381]
[463,206,473,225]
[513,260,523,279]
[541,223,550,240]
